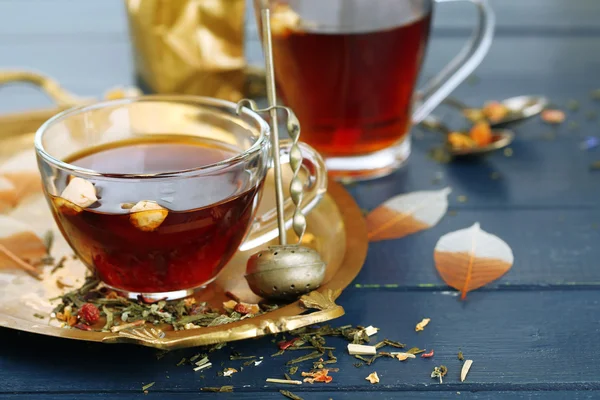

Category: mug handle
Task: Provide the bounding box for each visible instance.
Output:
[411,0,495,124]
[239,139,328,251]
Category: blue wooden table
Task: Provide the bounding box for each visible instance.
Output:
[2,1,600,398]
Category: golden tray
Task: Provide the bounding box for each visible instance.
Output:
[0,71,368,350]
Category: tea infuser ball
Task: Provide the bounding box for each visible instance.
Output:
[239,8,326,301]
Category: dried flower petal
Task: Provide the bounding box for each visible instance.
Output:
[421,349,434,358]
[482,101,510,122]
[541,109,565,124]
[365,371,380,384]
[415,318,431,332]
[461,360,473,382]
[222,368,238,377]
[469,122,493,147]
[392,352,416,361]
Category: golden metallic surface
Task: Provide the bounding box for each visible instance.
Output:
[0,72,368,350]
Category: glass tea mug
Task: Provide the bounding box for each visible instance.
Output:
[255,0,495,180]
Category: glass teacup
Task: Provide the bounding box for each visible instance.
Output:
[34,96,326,300]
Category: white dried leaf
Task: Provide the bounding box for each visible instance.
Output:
[129,201,168,231]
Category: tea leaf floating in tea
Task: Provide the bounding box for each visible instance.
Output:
[434,223,514,299]
[367,187,452,242]
[129,200,168,232]
[53,177,97,215]
[0,215,46,279]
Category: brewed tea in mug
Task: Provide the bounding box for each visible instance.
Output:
[256,0,495,180]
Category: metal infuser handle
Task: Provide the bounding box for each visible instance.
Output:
[236,100,306,244]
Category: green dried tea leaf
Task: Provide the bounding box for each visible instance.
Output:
[458,351,464,361]
[289,366,299,375]
[280,390,304,400]
[287,351,324,365]
[406,347,426,355]
[201,386,233,392]
[141,382,155,391]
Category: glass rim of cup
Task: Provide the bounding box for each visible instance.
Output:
[34,95,271,180]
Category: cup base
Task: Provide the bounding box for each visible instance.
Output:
[324,137,411,182]
[105,277,217,301]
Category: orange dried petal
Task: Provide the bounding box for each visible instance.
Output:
[482,101,509,122]
[448,132,476,150]
[469,122,493,147]
[541,109,565,124]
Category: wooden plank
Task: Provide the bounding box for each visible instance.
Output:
[353,208,600,287]
[0,391,598,399]
[1,290,599,393]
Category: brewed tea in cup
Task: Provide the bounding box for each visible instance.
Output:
[34,96,326,300]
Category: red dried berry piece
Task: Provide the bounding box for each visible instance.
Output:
[78,303,100,325]
[234,303,251,315]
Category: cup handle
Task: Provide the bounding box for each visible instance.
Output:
[411,0,495,124]
[239,139,328,251]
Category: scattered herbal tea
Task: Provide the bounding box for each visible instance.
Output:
[50,276,272,331]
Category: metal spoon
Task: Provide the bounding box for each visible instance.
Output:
[443,95,549,126]
[239,8,326,302]
[421,115,514,157]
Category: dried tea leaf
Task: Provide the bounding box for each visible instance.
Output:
[367,187,452,241]
[415,318,430,332]
[365,371,380,384]
[201,386,233,392]
[141,382,155,391]
[299,289,340,310]
[0,215,45,278]
[0,149,42,200]
[280,390,304,400]
[458,351,464,361]
[434,222,513,299]
[0,177,18,212]
[431,365,448,383]
[406,347,426,355]
[461,360,473,382]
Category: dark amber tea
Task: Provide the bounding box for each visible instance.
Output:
[49,136,262,295]
[272,13,432,157]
